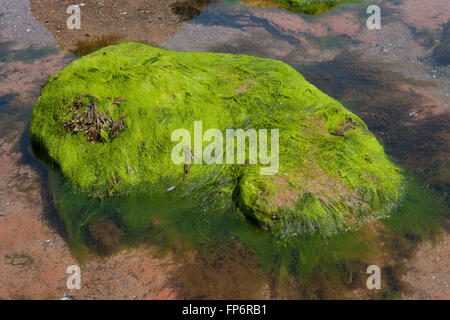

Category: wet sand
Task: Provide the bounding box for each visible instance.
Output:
[29,0,214,54]
[402,233,450,300]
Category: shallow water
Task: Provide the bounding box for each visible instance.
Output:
[0,0,449,299]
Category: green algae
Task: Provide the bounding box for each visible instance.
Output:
[31,42,404,237]
[48,168,447,298]
[243,0,359,16]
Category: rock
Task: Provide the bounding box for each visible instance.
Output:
[43,239,53,247]
[245,0,347,16]
[31,42,404,236]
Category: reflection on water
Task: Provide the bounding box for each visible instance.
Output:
[0,41,59,63]
[432,20,450,66]
[0,0,449,299]
[70,34,122,57]
[0,93,26,140]
[171,0,219,21]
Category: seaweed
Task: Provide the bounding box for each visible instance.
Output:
[243,0,359,16]
[62,95,126,143]
[88,218,124,254]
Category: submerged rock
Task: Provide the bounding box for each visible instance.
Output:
[244,0,357,16]
[31,42,404,236]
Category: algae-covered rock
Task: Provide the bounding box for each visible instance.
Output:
[244,0,357,16]
[31,42,404,236]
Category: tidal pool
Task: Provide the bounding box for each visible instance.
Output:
[46,164,446,299]
[0,0,448,299]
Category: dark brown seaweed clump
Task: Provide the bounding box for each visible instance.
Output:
[170,0,215,21]
[88,219,124,254]
[62,95,126,143]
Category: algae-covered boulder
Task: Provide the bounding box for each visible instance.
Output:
[243,0,357,16]
[31,42,404,236]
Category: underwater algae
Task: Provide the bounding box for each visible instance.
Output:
[31,42,404,238]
